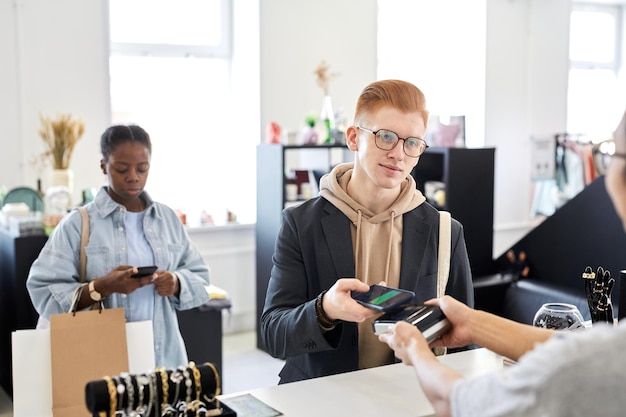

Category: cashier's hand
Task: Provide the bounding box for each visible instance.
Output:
[322,278,382,323]
[379,321,433,366]
[426,296,475,349]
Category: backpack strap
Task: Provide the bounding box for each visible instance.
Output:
[437,211,451,298]
[78,206,89,283]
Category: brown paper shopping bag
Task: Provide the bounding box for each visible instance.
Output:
[49,307,129,417]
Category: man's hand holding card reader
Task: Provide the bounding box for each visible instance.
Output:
[373,305,451,343]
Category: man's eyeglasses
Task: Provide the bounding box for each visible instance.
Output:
[592,139,626,174]
[357,126,428,158]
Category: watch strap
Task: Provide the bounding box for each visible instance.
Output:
[88,280,102,301]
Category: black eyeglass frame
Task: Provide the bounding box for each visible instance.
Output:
[601,152,626,160]
[357,126,429,158]
[592,140,626,160]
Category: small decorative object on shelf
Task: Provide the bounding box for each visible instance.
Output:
[314,60,340,144]
[265,121,282,144]
[38,112,85,195]
[503,249,530,281]
[302,114,318,145]
[582,265,615,324]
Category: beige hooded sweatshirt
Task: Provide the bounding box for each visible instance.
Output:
[319,162,426,369]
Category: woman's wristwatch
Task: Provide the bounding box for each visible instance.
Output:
[89,280,103,302]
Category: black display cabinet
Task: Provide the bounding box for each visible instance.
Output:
[0,228,48,396]
[411,147,496,277]
[255,143,352,350]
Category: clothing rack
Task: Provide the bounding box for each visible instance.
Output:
[85,362,235,417]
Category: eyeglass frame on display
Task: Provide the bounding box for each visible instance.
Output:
[592,139,626,174]
[357,126,429,158]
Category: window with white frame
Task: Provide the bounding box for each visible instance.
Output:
[567,3,625,139]
[376,0,486,148]
[109,0,258,225]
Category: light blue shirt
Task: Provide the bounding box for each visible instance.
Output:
[124,210,155,322]
[27,187,211,368]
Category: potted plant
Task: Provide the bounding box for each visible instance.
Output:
[38,112,85,191]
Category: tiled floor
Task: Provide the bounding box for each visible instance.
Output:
[0,330,283,416]
[0,387,10,417]
[222,330,285,394]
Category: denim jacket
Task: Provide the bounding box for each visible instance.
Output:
[27,187,211,368]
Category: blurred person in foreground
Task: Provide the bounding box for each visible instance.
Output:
[379,110,626,417]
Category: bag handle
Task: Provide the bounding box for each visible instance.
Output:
[78,206,89,283]
[434,211,451,357]
[73,206,103,313]
[437,211,451,298]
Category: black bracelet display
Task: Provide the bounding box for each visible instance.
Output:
[85,362,235,417]
[315,290,339,329]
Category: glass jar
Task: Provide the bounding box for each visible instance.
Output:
[533,303,584,331]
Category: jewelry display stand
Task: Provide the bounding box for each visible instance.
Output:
[85,362,236,417]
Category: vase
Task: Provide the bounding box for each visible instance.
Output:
[50,168,74,193]
[533,303,584,331]
[320,95,336,144]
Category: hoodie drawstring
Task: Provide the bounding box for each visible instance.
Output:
[384,211,395,283]
[354,209,363,278]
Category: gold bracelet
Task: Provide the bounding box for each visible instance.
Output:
[156,367,169,414]
[203,362,221,400]
[103,376,117,417]
[189,361,202,402]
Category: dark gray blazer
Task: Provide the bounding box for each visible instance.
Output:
[260,196,474,384]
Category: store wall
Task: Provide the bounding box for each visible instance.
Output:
[1,0,110,204]
[485,0,570,251]
[259,0,377,137]
[0,0,573,332]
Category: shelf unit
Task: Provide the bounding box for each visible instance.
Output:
[255,143,352,350]
[411,147,496,278]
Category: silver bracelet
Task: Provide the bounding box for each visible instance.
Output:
[121,372,135,414]
[136,373,149,415]
[113,376,124,413]
[146,373,157,417]
[170,369,183,406]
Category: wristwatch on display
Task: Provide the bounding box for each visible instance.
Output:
[88,280,102,302]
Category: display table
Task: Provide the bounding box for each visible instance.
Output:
[220,348,504,417]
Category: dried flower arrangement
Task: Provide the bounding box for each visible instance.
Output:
[314,60,339,96]
[38,113,85,169]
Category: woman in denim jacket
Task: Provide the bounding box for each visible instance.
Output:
[27,125,210,368]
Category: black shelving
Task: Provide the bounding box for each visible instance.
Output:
[255,144,352,350]
[411,147,496,277]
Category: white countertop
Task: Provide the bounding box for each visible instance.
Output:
[220,348,504,417]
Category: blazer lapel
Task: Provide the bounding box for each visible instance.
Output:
[399,211,433,290]
[320,202,355,281]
